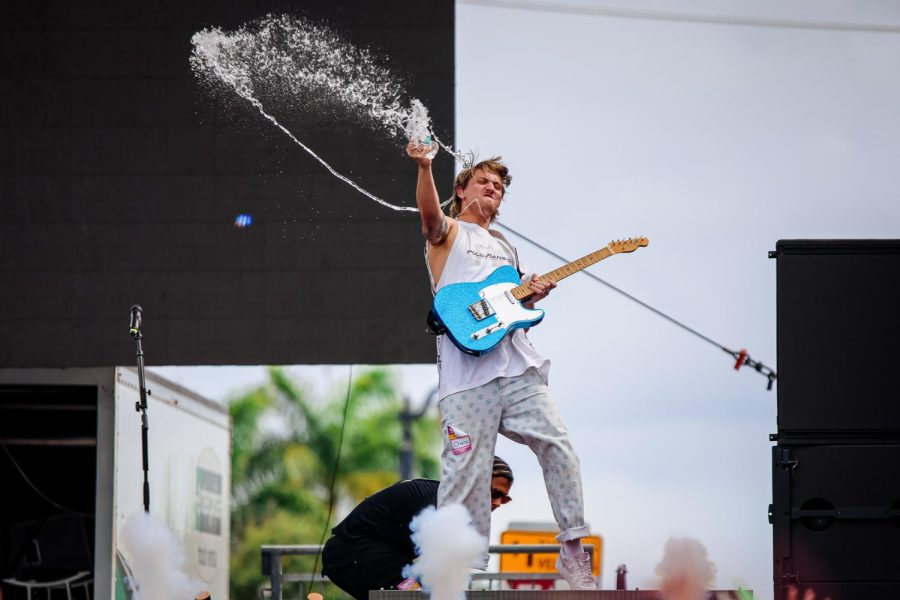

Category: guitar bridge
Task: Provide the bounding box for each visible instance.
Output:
[468,299,495,321]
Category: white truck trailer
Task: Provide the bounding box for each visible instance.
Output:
[0,367,231,599]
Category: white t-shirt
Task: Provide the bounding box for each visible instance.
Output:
[426,221,550,399]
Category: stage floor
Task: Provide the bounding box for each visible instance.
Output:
[369,591,748,599]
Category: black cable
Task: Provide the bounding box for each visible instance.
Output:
[0,437,84,515]
[495,221,777,389]
[311,364,354,589]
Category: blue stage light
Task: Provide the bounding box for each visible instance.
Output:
[235,214,253,228]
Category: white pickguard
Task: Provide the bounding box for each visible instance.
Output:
[470,282,538,340]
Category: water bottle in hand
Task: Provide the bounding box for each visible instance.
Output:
[420,134,438,160]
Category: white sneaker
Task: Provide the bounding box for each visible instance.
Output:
[555,551,598,590]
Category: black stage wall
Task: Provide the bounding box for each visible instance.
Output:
[0,0,454,367]
[770,240,900,600]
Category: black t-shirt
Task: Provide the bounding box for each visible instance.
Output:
[331,479,439,559]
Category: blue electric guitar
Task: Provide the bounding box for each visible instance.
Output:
[428,237,649,355]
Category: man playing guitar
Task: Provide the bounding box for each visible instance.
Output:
[407,139,597,591]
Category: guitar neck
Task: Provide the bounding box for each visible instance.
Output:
[511,246,613,300]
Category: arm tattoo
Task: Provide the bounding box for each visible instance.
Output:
[425,215,449,243]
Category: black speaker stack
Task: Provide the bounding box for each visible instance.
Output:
[770,240,900,600]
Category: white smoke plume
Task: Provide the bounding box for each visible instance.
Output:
[120,511,205,600]
[406,504,485,600]
[655,537,718,600]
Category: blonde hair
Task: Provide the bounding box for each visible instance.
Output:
[449,156,512,221]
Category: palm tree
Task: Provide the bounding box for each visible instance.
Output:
[228,367,440,599]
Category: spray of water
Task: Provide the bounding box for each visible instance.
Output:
[190,14,465,213]
[405,504,485,600]
[120,511,205,600]
[655,537,718,600]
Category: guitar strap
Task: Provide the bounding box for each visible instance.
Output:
[424,250,446,335]
[423,245,438,295]
[488,229,524,279]
[423,244,445,335]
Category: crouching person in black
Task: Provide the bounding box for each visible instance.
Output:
[322,456,514,599]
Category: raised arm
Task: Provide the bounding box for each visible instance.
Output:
[407,140,453,245]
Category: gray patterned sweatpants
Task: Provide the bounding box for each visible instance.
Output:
[437,367,589,568]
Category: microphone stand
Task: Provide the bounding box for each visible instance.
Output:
[129,305,151,513]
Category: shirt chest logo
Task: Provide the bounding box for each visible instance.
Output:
[465,243,513,265]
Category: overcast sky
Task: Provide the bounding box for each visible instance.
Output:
[155,1,900,596]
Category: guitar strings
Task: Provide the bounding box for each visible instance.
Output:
[494,222,777,389]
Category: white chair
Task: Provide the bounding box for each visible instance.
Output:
[2,571,92,600]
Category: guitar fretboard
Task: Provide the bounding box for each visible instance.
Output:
[510,246,613,300]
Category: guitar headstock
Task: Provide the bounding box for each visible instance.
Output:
[608,236,649,254]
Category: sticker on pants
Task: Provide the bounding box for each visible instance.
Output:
[396,577,421,591]
[446,425,473,455]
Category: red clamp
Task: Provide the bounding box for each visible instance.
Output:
[734,348,748,371]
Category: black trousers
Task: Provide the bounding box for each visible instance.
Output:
[322,535,414,600]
